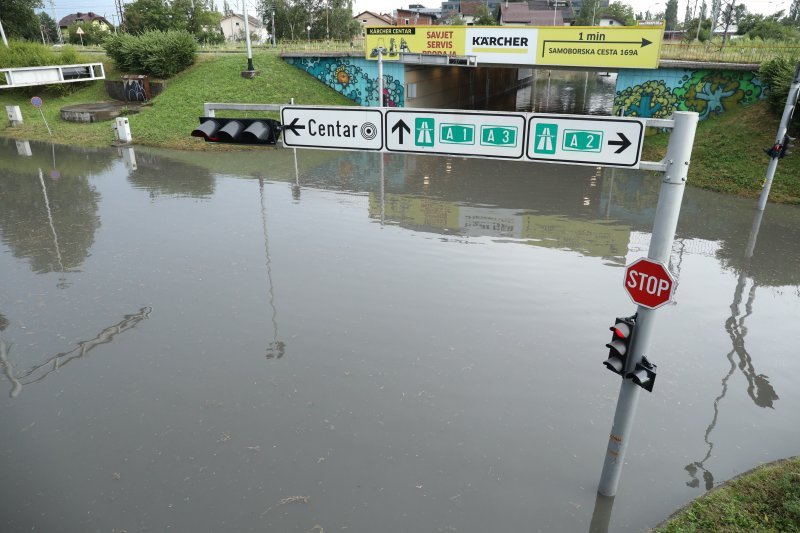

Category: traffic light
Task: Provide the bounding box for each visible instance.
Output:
[764,141,782,158]
[780,134,796,158]
[604,315,636,376]
[627,356,657,393]
[191,117,281,145]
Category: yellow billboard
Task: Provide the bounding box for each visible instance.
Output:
[365,25,664,69]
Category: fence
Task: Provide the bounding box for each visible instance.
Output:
[661,42,800,64]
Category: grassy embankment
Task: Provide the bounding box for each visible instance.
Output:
[656,456,800,532]
[643,101,800,204]
[1,52,799,203]
[0,52,354,150]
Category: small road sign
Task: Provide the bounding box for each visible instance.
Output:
[280,106,384,151]
[527,114,644,168]
[30,96,43,108]
[624,258,675,309]
[385,109,526,159]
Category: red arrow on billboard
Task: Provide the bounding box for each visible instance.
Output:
[624,258,675,309]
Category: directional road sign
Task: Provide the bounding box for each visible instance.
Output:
[536,26,663,69]
[526,114,645,168]
[385,109,526,159]
[624,258,675,309]
[280,106,384,151]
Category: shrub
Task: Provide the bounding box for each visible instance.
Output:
[759,56,800,125]
[102,30,197,79]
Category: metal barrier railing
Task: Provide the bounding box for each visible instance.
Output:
[661,42,800,64]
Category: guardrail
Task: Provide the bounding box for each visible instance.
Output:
[203,101,290,117]
[0,63,105,89]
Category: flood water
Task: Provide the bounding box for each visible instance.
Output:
[1,138,799,532]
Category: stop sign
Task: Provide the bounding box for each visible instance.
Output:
[624,258,675,309]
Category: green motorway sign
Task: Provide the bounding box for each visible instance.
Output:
[440,123,475,145]
[562,129,604,153]
[481,126,518,147]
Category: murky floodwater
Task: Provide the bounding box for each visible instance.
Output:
[1,138,799,532]
[515,70,617,115]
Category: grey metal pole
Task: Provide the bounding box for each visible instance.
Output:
[0,18,9,47]
[378,49,384,107]
[598,111,699,497]
[757,63,800,211]
[242,0,254,71]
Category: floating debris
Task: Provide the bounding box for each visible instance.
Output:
[279,495,309,505]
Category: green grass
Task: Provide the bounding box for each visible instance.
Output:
[642,102,800,204]
[656,457,800,532]
[0,52,354,150]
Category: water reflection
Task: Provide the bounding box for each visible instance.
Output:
[513,70,617,115]
[0,143,101,277]
[259,178,285,359]
[684,207,779,491]
[1,139,799,533]
[0,307,151,398]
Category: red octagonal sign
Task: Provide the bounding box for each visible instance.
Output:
[624,258,675,309]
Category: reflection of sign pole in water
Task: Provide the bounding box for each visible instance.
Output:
[31,96,52,136]
[38,168,68,288]
[684,208,778,490]
[258,178,285,359]
[1,307,151,398]
[589,492,615,533]
[380,153,385,226]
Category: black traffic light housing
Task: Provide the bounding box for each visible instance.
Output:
[192,117,282,145]
[604,315,636,376]
[780,134,796,158]
[627,356,657,393]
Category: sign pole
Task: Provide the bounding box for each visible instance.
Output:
[378,48,384,107]
[757,62,800,212]
[598,111,698,497]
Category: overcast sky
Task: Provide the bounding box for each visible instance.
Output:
[43,0,793,27]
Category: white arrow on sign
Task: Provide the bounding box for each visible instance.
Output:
[526,114,645,168]
[280,106,384,151]
[385,109,526,160]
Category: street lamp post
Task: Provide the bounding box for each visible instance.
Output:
[307,24,311,43]
[241,0,254,72]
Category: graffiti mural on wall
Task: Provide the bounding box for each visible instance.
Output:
[614,69,765,120]
[285,57,404,107]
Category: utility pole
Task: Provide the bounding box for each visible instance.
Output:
[49,0,63,44]
[0,18,9,48]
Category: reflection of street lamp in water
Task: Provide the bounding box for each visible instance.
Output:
[684,208,778,490]
[38,168,69,289]
[259,178,285,359]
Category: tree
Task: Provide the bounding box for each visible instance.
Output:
[38,11,59,43]
[684,2,692,28]
[601,2,635,26]
[258,0,356,41]
[0,0,43,40]
[719,2,746,42]
[66,22,109,45]
[576,0,602,25]
[473,4,497,25]
[124,0,173,33]
[664,0,679,30]
[790,0,800,24]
